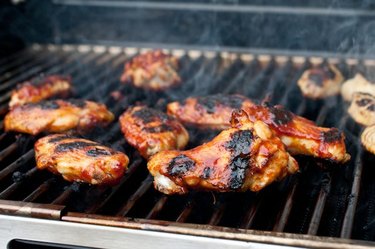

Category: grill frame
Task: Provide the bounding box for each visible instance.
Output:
[0,43,374,248]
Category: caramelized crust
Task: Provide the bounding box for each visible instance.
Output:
[9,75,72,108]
[148,110,298,195]
[167,94,350,163]
[297,64,344,99]
[4,99,114,135]
[35,134,129,185]
[119,106,189,159]
[120,50,181,91]
[167,94,255,130]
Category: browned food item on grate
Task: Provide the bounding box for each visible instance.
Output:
[168,94,350,163]
[35,134,129,185]
[167,94,255,130]
[148,110,299,195]
[297,64,344,99]
[119,106,189,159]
[120,50,181,91]
[341,74,375,102]
[4,99,114,135]
[348,92,375,126]
[9,75,72,108]
[361,125,375,155]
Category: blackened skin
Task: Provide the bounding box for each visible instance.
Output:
[367,104,375,111]
[86,148,112,157]
[168,155,195,176]
[308,73,324,87]
[48,134,72,143]
[268,105,293,126]
[144,124,173,133]
[55,142,98,153]
[356,98,372,107]
[28,101,60,110]
[325,66,336,79]
[321,129,342,143]
[132,107,171,123]
[67,99,87,108]
[225,130,253,190]
[196,94,245,114]
[201,167,212,179]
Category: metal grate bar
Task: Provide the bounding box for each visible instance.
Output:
[116,175,153,217]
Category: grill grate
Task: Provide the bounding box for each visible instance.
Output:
[0,44,374,245]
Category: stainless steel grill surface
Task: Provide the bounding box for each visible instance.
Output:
[0,44,375,248]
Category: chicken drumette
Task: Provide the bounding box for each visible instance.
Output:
[148,110,299,195]
[119,106,189,159]
[4,99,114,135]
[35,134,129,185]
[9,75,72,108]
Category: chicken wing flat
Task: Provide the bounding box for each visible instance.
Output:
[9,75,72,108]
[297,64,344,99]
[167,94,350,163]
[243,103,350,163]
[120,50,181,91]
[167,94,255,130]
[148,110,299,195]
[119,106,189,159]
[35,134,129,185]
[4,99,114,135]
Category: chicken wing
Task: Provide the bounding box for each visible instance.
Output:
[4,99,114,135]
[167,94,255,130]
[120,50,181,91]
[167,94,350,163]
[243,103,350,163]
[297,64,344,99]
[119,106,189,159]
[148,110,299,195]
[9,75,72,108]
[35,134,129,185]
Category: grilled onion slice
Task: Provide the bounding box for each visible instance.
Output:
[348,92,375,126]
[361,125,375,154]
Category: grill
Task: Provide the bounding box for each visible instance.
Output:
[0,43,375,248]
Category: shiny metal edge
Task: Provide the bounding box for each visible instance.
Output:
[0,215,300,249]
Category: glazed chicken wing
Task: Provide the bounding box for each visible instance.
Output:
[4,99,114,135]
[9,75,72,108]
[35,134,129,185]
[167,94,255,130]
[120,50,181,91]
[297,64,344,99]
[167,94,350,163]
[243,103,350,163]
[148,110,299,195]
[119,106,189,159]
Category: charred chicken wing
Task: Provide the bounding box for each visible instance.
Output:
[9,75,72,108]
[297,64,344,99]
[243,103,350,163]
[148,110,299,195]
[168,94,350,163]
[35,134,129,185]
[119,106,189,159]
[4,99,114,135]
[120,50,181,91]
[167,94,255,130]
